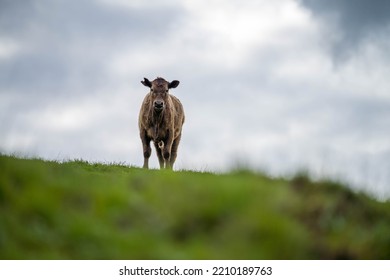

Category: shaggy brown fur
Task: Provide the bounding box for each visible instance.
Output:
[138,77,185,169]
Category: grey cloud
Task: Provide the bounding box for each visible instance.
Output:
[299,0,390,58]
[0,0,184,97]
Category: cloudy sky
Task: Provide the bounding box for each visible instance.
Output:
[1,0,390,198]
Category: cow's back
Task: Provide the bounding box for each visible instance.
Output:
[170,94,185,137]
[138,93,151,130]
[171,95,185,124]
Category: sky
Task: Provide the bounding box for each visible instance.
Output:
[1,0,390,198]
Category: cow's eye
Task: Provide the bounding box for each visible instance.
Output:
[165,90,168,93]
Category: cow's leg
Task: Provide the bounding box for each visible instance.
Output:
[162,145,172,169]
[163,130,174,170]
[154,141,165,169]
[169,134,181,168]
[140,130,151,169]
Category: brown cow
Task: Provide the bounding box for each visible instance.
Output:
[138,77,185,169]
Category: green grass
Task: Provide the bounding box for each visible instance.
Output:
[0,155,389,259]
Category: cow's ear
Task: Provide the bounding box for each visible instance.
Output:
[141,78,152,88]
[168,80,180,89]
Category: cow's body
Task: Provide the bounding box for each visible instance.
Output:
[138,77,185,169]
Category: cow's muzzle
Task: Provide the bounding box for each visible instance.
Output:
[153,100,164,111]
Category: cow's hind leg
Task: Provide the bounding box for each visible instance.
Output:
[169,134,181,169]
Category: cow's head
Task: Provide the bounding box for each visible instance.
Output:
[141,77,180,112]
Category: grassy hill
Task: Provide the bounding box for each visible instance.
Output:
[0,155,389,259]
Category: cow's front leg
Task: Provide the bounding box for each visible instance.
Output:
[140,130,151,169]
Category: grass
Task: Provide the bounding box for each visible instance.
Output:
[0,154,389,259]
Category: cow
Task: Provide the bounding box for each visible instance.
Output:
[138,77,185,169]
